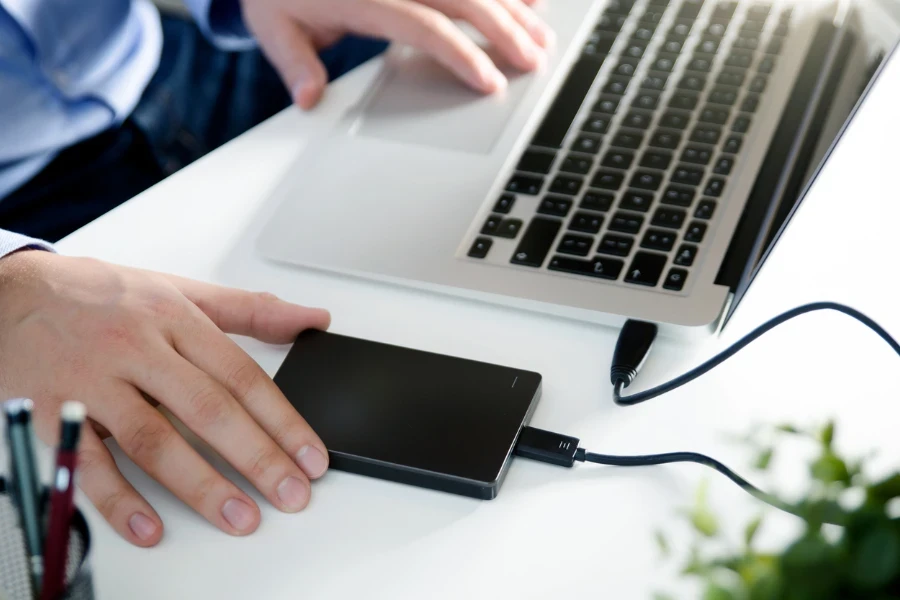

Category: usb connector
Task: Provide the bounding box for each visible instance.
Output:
[514,426,580,468]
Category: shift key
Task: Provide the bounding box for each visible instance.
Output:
[511,217,562,267]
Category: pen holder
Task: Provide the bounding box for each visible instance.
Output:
[0,477,94,600]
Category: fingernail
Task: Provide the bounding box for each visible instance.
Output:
[477,62,507,93]
[534,22,556,48]
[222,498,256,532]
[129,513,158,542]
[523,41,546,69]
[296,445,329,479]
[277,476,310,511]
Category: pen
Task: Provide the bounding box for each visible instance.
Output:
[41,402,86,600]
[4,398,44,595]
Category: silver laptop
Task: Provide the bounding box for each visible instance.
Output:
[257,0,899,336]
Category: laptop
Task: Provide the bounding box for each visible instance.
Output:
[257,0,899,336]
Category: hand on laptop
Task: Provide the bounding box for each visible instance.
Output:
[0,251,331,547]
[242,0,555,109]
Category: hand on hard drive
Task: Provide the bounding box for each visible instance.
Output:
[242,0,554,109]
[0,250,331,547]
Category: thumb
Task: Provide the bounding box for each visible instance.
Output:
[255,18,329,110]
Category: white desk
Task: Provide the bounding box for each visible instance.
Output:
[53,47,900,599]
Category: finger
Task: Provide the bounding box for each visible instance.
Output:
[344,0,507,92]
[127,345,316,513]
[170,307,329,480]
[491,0,555,48]
[96,383,263,536]
[419,0,544,71]
[252,15,329,109]
[77,426,164,547]
[163,274,330,344]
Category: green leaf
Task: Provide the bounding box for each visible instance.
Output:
[850,527,900,588]
[653,594,677,600]
[820,421,835,449]
[868,473,900,505]
[703,583,736,600]
[810,452,851,486]
[776,423,801,434]
[744,515,764,548]
[691,508,720,538]
[754,448,774,471]
[655,529,671,557]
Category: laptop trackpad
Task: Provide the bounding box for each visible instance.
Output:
[352,47,536,155]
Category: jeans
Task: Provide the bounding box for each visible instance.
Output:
[0,14,387,242]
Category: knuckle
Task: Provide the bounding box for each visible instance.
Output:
[268,413,296,449]
[95,488,130,522]
[119,416,172,463]
[245,445,282,482]
[186,474,221,507]
[142,291,184,322]
[224,360,262,402]
[187,384,231,429]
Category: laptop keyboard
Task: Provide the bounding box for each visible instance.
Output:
[467,0,792,293]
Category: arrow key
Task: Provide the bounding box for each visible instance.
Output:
[625,252,667,287]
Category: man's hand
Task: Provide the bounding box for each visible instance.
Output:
[241,0,554,109]
[0,251,331,547]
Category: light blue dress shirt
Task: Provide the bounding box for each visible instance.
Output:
[0,0,253,255]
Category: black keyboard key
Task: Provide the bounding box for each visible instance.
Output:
[482,215,502,235]
[598,233,635,256]
[468,237,492,259]
[687,55,714,73]
[669,91,699,111]
[678,0,704,19]
[641,150,672,170]
[678,74,707,91]
[594,96,620,114]
[717,69,745,87]
[705,20,729,37]
[623,40,649,59]
[671,165,705,186]
[722,135,742,154]
[662,185,695,207]
[550,175,584,196]
[581,191,614,212]
[749,74,767,93]
[623,111,654,130]
[708,86,738,106]
[732,36,759,51]
[695,199,717,219]
[669,19,694,37]
[663,268,689,291]
[572,135,603,154]
[604,76,631,96]
[651,53,679,73]
[713,156,734,175]
[496,218,523,239]
[592,170,626,190]
[632,92,661,110]
[713,1,738,18]
[674,244,698,266]
[747,3,770,20]
[611,131,645,150]
[662,37,687,54]
[560,155,593,175]
[493,193,516,214]
[517,150,556,174]
[614,58,641,78]
[697,37,721,54]
[532,59,604,149]
[620,190,655,211]
[740,20,765,35]
[732,115,752,133]
[758,55,776,73]
[649,130,681,150]
[625,252,667,286]
[641,10,667,24]
[641,229,677,251]
[699,106,729,125]
[652,207,687,229]
[630,171,664,191]
[691,125,722,145]
[538,195,574,216]
[557,234,594,256]
[685,221,708,243]
[583,35,615,59]
[569,211,604,234]
[632,24,657,41]
[774,22,789,36]
[602,150,635,170]
[704,177,726,197]
[605,0,636,15]
[742,93,760,113]
[597,12,627,32]
[506,174,543,195]
[609,212,645,234]
[548,255,624,280]
[660,111,690,130]
[511,218,562,267]
[725,51,753,69]
[641,73,668,91]
[681,146,713,165]
[582,114,611,134]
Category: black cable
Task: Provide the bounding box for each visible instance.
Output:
[612,302,900,407]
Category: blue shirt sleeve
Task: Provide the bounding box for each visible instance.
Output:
[183,0,257,51]
[0,230,55,258]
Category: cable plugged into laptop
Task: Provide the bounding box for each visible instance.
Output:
[609,319,658,395]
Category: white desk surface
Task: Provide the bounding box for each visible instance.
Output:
[49,47,900,599]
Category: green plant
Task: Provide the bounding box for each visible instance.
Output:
[655,421,900,600]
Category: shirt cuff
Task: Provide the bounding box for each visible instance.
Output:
[184,0,257,51]
[0,231,55,259]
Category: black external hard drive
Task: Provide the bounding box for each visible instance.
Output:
[273,330,542,499]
